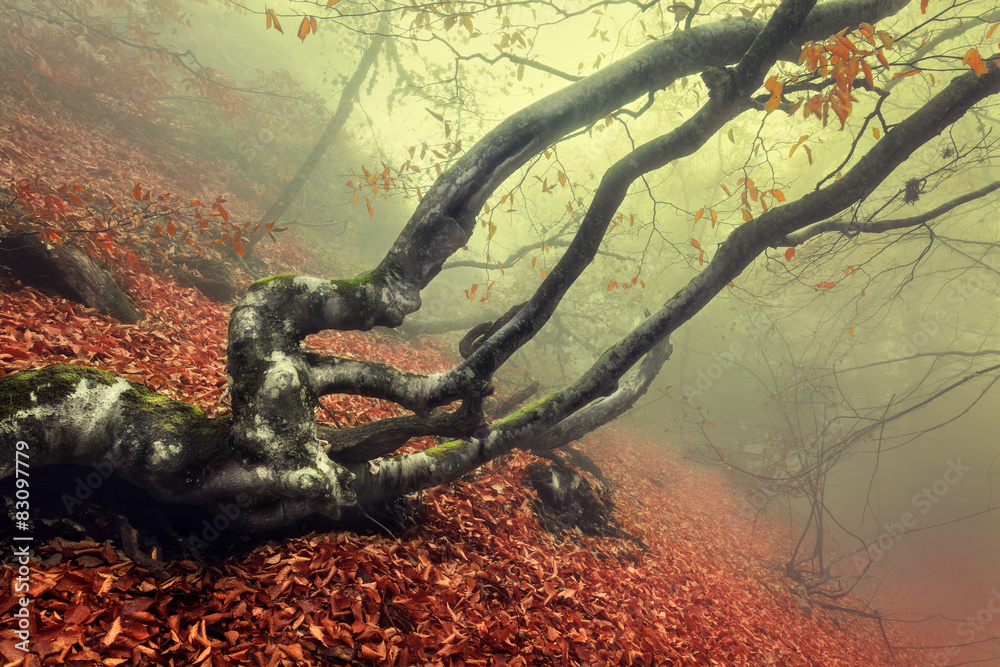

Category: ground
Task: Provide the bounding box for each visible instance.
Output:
[0,258,927,665]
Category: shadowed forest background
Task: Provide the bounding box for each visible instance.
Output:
[0,0,998,665]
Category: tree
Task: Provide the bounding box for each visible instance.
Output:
[3,0,999,535]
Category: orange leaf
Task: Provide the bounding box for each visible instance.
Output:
[366,197,374,218]
[132,183,142,200]
[920,0,929,13]
[987,22,999,39]
[690,238,701,250]
[962,48,989,76]
[817,282,836,289]
[298,17,312,41]
[126,252,138,265]
[265,9,283,33]
[741,208,753,222]
[785,247,794,261]
[694,208,705,223]
[891,68,920,80]
[327,0,341,6]
[710,209,717,227]
[849,327,855,336]
[539,268,547,278]
[608,281,617,291]
[770,189,785,202]
[166,220,177,237]
[234,240,246,256]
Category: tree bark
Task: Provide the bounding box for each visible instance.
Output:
[0,234,142,323]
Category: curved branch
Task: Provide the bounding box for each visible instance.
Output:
[304,352,479,415]
[530,336,672,451]
[777,181,1000,246]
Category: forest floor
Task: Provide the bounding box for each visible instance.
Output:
[0,254,943,667]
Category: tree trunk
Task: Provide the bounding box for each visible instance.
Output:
[244,30,386,256]
[0,234,142,323]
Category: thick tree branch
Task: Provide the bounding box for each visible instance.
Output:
[304,352,482,415]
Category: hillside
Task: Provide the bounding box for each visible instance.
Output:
[0,260,917,665]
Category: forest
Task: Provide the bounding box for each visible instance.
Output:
[0,0,998,664]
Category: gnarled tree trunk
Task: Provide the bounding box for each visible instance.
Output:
[3,0,999,532]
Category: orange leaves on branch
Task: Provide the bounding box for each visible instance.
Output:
[298,16,318,42]
[817,282,836,289]
[265,9,283,33]
[788,135,809,157]
[763,75,784,113]
[962,49,989,77]
[465,284,478,301]
[365,197,374,218]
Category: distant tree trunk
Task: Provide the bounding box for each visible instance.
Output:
[244,29,387,258]
[0,234,142,323]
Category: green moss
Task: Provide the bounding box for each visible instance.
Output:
[249,273,298,289]
[0,365,121,419]
[345,267,387,286]
[422,439,466,460]
[491,391,559,430]
[332,267,387,299]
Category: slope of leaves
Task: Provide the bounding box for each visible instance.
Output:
[0,267,917,665]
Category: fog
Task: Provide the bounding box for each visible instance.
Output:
[176,0,999,641]
[6,0,998,661]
